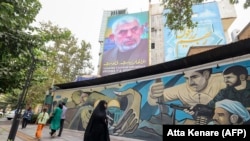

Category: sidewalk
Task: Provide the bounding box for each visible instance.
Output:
[0,124,145,141]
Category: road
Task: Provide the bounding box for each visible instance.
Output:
[0,117,146,141]
[0,116,12,125]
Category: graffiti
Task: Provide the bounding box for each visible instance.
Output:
[52,59,250,141]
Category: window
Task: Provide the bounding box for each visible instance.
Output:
[151,43,155,49]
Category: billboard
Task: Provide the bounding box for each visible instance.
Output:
[101,11,149,76]
[164,2,226,62]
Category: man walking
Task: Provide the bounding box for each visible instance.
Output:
[58,102,67,137]
[22,107,33,129]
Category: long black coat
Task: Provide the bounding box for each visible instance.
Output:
[84,100,110,141]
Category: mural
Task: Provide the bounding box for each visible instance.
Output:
[101,11,149,76]
[53,59,250,141]
[164,2,226,62]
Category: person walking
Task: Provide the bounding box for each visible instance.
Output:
[22,107,33,129]
[50,103,63,137]
[35,108,50,140]
[84,100,110,141]
[58,102,67,137]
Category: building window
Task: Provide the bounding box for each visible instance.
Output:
[151,43,155,49]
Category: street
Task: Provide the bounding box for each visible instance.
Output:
[0,117,145,141]
[0,116,12,125]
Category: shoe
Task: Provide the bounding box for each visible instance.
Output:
[58,135,61,137]
[52,132,56,137]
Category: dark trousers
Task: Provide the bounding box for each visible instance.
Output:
[50,129,56,136]
[22,118,29,128]
[58,119,65,136]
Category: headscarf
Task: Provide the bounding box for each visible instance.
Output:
[92,100,107,118]
[215,99,250,122]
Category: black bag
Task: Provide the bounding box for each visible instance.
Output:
[47,116,53,124]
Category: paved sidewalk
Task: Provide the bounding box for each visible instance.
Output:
[1,124,145,141]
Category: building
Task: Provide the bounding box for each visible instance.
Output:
[97,0,238,76]
[50,1,250,140]
[97,9,128,75]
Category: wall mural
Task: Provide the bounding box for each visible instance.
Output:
[53,59,250,141]
[164,2,226,62]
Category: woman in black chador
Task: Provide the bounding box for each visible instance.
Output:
[84,100,110,141]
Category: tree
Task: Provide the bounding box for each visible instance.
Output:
[0,0,43,93]
[1,1,92,108]
[162,0,250,31]
[37,22,94,84]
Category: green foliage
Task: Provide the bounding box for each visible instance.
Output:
[37,22,94,83]
[2,89,23,109]
[0,0,43,93]
[162,0,250,31]
[1,0,93,108]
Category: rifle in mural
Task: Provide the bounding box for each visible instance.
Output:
[168,103,214,125]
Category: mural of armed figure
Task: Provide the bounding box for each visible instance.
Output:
[60,88,148,139]
[58,79,163,141]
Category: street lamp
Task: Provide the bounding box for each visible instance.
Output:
[7,46,43,140]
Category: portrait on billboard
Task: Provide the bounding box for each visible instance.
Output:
[101,11,149,76]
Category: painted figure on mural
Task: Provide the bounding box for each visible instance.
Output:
[147,68,226,107]
[65,90,111,130]
[212,99,250,125]
[83,100,110,141]
[206,65,250,109]
[60,88,142,138]
[111,66,250,128]
[187,65,250,120]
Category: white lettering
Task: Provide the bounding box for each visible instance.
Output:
[188,129,219,136]
[167,129,185,136]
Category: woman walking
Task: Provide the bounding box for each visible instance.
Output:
[50,103,63,137]
[35,108,50,140]
[84,100,110,141]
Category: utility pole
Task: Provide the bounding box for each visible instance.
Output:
[7,46,36,141]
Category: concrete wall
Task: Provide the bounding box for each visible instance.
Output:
[149,3,165,65]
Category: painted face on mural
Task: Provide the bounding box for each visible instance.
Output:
[80,92,89,103]
[114,20,143,52]
[212,107,231,125]
[184,70,208,92]
[223,73,241,87]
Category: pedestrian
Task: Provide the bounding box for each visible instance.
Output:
[58,102,67,137]
[84,100,110,141]
[35,108,50,140]
[49,103,63,137]
[22,107,33,129]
